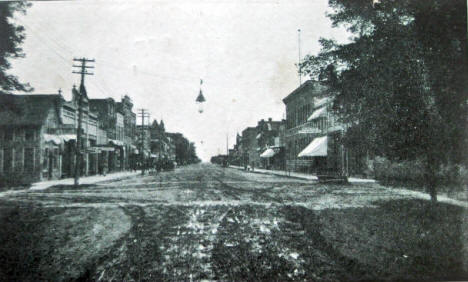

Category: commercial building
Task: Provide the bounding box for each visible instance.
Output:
[89,97,128,172]
[283,80,369,176]
[0,93,68,184]
[0,85,141,185]
[257,118,286,170]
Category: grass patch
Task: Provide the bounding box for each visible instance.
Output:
[317,199,468,280]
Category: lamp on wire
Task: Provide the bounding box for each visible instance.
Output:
[195,79,206,113]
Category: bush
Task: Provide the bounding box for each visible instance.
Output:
[374,157,467,189]
[0,172,34,188]
[374,157,425,184]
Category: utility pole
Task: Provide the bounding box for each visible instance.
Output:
[138,109,150,175]
[298,29,302,86]
[72,57,94,186]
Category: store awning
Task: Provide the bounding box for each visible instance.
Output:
[61,134,76,142]
[98,147,115,152]
[86,147,101,153]
[298,136,328,157]
[307,106,327,121]
[298,128,321,134]
[44,134,62,145]
[314,96,332,108]
[260,148,276,158]
[109,139,124,146]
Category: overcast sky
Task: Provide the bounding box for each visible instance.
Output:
[10,0,348,161]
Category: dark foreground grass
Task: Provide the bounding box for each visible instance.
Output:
[0,197,466,281]
[318,199,468,280]
[0,202,51,281]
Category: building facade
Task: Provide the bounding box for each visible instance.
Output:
[283,80,368,176]
[0,86,140,186]
[117,95,137,169]
[0,94,64,184]
[257,118,286,170]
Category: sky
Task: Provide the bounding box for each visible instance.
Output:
[9,0,348,161]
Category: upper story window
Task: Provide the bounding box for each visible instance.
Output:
[4,129,13,141]
[25,129,35,141]
[15,129,23,141]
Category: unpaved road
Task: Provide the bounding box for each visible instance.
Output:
[0,164,466,281]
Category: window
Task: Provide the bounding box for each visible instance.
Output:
[15,129,24,141]
[14,147,23,172]
[4,129,13,141]
[25,129,35,141]
[43,148,49,169]
[24,148,34,172]
[53,148,58,169]
[3,148,12,173]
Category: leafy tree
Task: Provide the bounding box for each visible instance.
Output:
[301,0,467,202]
[0,2,31,94]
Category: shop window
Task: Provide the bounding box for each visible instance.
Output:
[24,148,34,172]
[53,148,59,169]
[14,147,23,172]
[43,148,49,168]
[15,129,24,141]
[4,129,13,141]
[3,148,12,173]
[25,129,35,141]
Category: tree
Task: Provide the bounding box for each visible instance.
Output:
[0,2,32,94]
[301,0,467,202]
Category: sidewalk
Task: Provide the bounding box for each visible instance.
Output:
[229,165,376,183]
[229,165,468,208]
[30,170,141,191]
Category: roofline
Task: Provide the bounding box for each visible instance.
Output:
[282,80,318,104]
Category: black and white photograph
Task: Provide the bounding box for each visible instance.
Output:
[0,0,466,280]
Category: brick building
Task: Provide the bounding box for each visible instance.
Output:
[257,118,286,170]
[239,127,258,169]
[117,95,137,169]
[89,97,126,172]
[283,80,368,176]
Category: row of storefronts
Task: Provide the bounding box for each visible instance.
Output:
[0,87,148,185]
[227,80,371,178]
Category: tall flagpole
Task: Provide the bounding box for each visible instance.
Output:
[298,29,302,86]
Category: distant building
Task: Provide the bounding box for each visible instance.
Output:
[257,118,286,170]
[89,97,127,172]
[59,86,102,177]
[148,120,168,159]
[116,95,137,169]
[240,127,258,169]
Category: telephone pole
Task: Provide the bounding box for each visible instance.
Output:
[138,109,150,175]
[298,29,302,86]
[72,57,94,186]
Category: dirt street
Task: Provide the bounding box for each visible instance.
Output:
[0,164,466,281]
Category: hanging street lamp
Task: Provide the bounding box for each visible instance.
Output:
[196,79,206,113]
